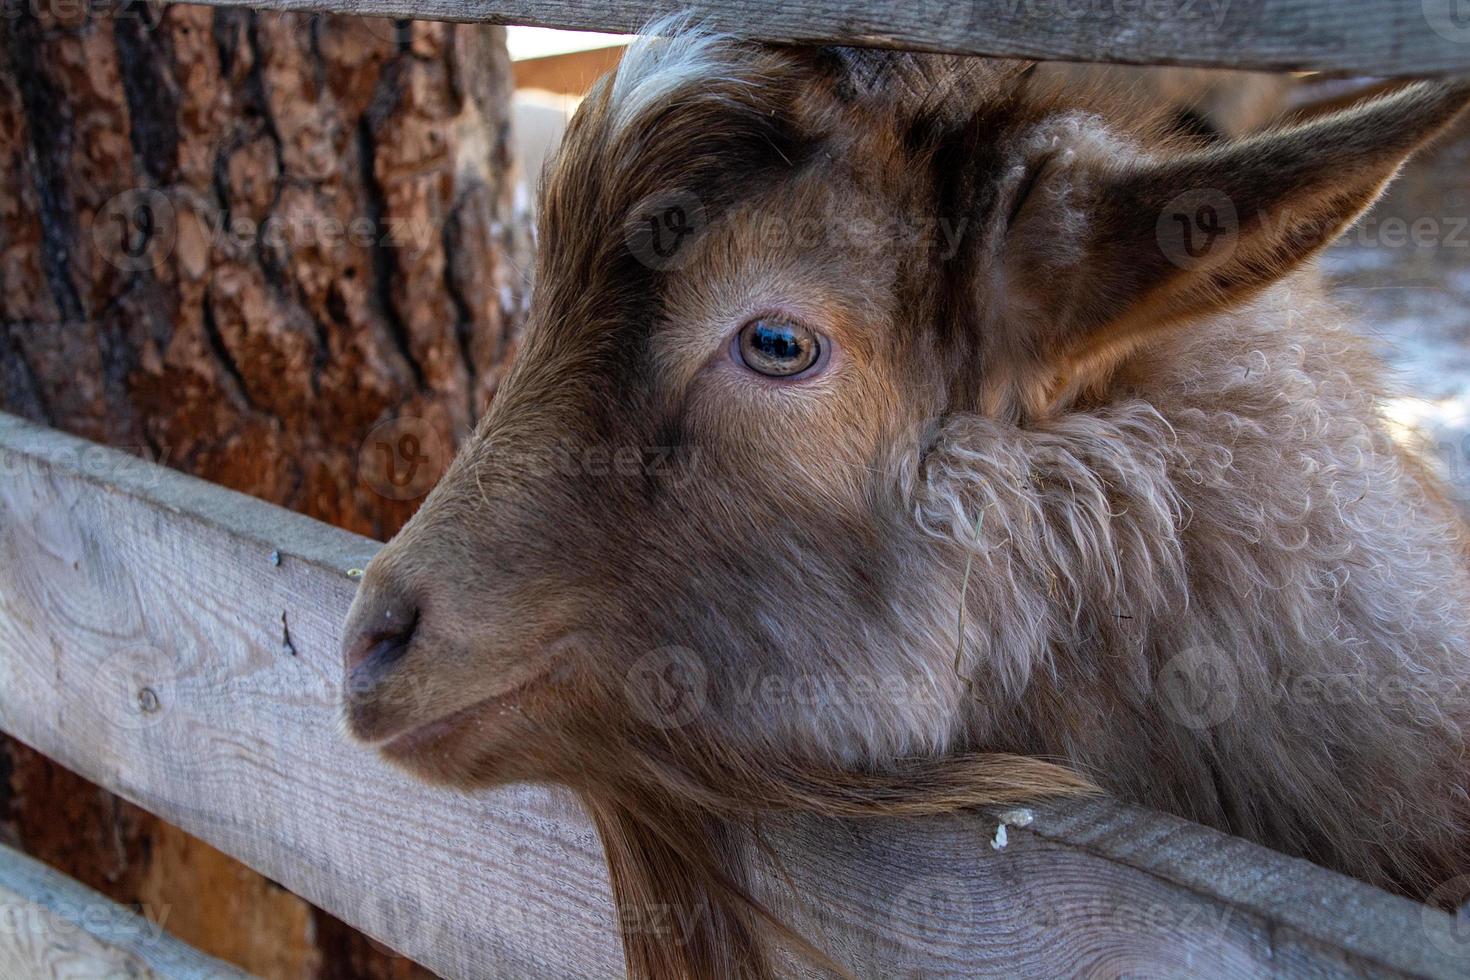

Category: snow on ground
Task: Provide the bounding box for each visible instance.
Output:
[1320,119,1470,505]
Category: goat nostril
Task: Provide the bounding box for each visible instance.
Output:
[344,603,419,673]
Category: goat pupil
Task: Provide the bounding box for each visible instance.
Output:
[756,324,797,359]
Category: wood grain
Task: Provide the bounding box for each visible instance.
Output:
[0,12,530,974]
[1,410,1467,978]
[0,411,623,979]
[0,841,253,979]
[174,0,1470,76]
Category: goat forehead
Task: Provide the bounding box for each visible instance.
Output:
[530,33,1128,390]
[554,51,1103,241]
[552,53,816,214]
[529,43,822,368]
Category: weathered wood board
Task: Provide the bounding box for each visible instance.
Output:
[0,411,1466,978]
[178,0,1470,76]
[0,841,254,979]
[0,412,623,979]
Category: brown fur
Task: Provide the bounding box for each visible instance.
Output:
[342,23,1470,977]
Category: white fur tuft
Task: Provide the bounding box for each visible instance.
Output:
[607,16,750,134]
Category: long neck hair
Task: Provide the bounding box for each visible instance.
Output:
[557,686,1093,978]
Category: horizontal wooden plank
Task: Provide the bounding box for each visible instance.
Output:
[180,0,1470,75]
[0,841,255,979]
[0,412,624,979]
[0,410,1464,978]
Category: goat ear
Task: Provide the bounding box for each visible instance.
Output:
[1004,79,1470,412]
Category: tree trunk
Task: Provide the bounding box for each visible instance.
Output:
[0,3,530,975]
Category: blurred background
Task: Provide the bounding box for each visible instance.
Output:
[1,8,1466,976]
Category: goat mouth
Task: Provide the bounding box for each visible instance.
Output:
[357,634,584,760]
[372,692,522,759]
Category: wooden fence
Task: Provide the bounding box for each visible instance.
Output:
[5,0,1470,975]
[0,842,250,979]
[2,411,1467,977]
[186,0,1470,75]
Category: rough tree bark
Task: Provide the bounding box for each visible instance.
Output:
[0,3,530,975]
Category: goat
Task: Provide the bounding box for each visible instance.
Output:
[341,22,1470,978]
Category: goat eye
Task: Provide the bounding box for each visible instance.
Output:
[735,318,822,378]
